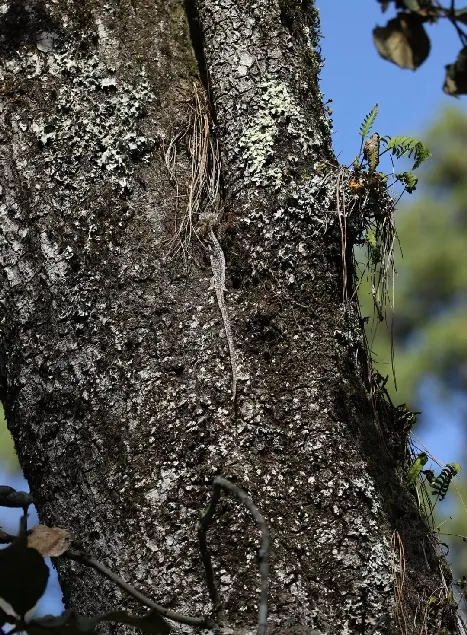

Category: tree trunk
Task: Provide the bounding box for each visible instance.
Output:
[0,1,459,634]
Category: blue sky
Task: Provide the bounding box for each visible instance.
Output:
[1,0,467,620]
[318,1,467,164]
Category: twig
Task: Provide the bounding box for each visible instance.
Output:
[198,477,269,635]
[65,550,216,629]
[438,531,467,541]
[449,15,467,45]
[197,507,222,621]
[0,529,17,544]
[0,491,31,543]
[19,507,29,538]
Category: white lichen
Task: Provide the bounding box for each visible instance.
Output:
[9,43,156,193]
[238,79,309,185]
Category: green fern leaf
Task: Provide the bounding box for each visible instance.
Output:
[431,462,462,501]
[385,136,417,155]
[412,142,432,169]
[395,171,418,193]
[359,104,379,140]
[385,136,431,170]
[407,452,428,486]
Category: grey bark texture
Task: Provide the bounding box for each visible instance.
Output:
[0,1,460,635]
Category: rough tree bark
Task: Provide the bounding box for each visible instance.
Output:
[0,1,460,634]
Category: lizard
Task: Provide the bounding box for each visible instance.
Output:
[199,212,239,407]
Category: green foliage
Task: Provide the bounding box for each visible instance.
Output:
[431,463,462,501]
[385,135,432,170]
[444,477,467,577]
[0,403,20,472]
[365,229,382,265]
[359,104,379,140]
[405,448,462,525]
[394,171,418,193]
[407,452,428,485]
[358,107,467,575]
[356,107,429,194]
[359,107,467,405]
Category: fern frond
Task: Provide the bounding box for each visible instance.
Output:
[359,104,379,140]
[431,462,462,501]
[412,142,432,169]
[385,136,418,155]
[395,171,418,193]
[385,136,431,170]
[407,452,428,486]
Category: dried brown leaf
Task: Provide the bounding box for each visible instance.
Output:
[373,13,430,70]
[27,524,72,557]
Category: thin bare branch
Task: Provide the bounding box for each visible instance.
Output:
[199,476,269,635]
[65,550,216,629]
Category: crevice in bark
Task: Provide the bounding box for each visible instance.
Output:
[183,0,209,93]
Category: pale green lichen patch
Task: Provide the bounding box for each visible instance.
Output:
[239,79,312,186]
